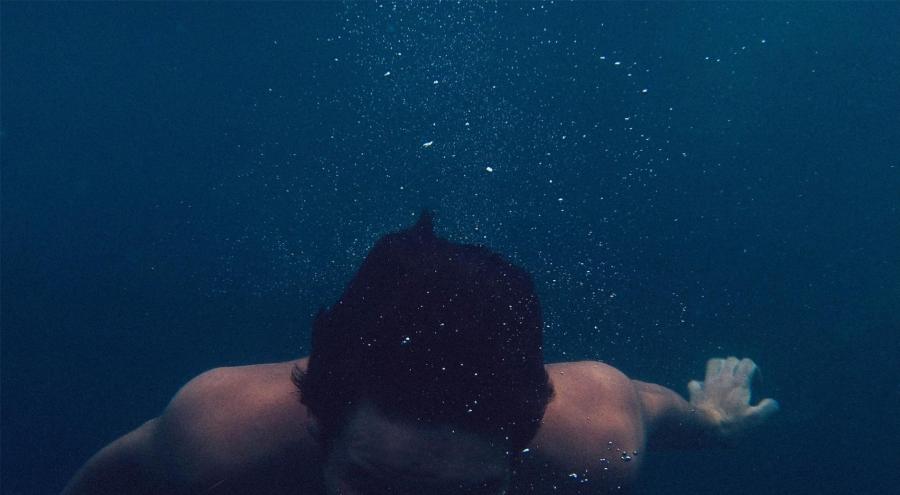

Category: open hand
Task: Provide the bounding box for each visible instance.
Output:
[688,357,779,439]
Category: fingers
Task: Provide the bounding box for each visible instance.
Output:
[735,358,758,383]
[688,380,703,401]
[722,356,740,377]
[706,358,724,378]
[707,356,757,382]
[706,357,742,383]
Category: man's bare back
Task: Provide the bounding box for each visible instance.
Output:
[62,217,780,495]
[62,357,777,494]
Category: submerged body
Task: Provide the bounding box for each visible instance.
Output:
[63,356,776,495]
[64,207,779,495]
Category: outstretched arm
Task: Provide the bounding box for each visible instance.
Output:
[635,357,779,450]
[61,418,165,495]
[61,367,227,494]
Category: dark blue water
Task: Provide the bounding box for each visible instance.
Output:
[2,3,898,494]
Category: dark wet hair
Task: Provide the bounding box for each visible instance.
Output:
[294,211,552,453]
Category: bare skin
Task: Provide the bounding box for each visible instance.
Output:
[62,357,778,495]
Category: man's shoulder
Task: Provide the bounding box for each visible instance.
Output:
[165,360,307,415]
[158,360,319,488]
[546,360,632,384]
[544,361,640,415]
[521,361,645,489]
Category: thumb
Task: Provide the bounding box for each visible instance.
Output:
[747,398,780,424]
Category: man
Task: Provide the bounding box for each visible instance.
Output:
[63,212,778,494]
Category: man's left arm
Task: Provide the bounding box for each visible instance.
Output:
[634,357,779,451]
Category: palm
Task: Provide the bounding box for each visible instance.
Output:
[688,357,779,438]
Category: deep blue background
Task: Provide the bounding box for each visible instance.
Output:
[2,3,898,494]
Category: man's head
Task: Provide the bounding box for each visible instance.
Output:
[294,211,553,493]
[321,401,512,495]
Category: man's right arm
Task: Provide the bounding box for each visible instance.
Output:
[61,367,235,495]
[61,417,170,495]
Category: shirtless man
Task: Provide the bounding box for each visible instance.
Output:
[63,213,778,495]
